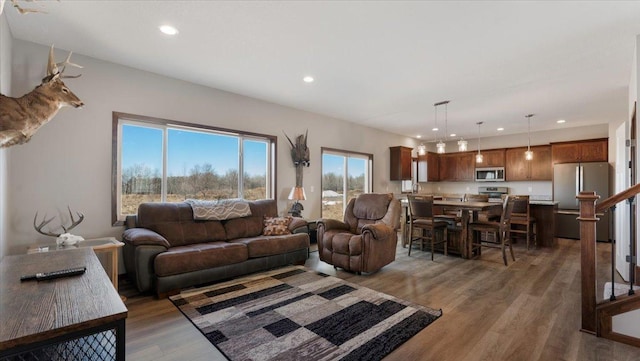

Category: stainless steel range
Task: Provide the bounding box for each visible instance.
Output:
[478,186,508,202]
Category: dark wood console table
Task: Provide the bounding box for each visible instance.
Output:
[0,247,128,360]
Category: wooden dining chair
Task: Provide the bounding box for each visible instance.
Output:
[463,193,495,220]
[436,193,464,223]
[509,195,536,250]
[407,195,448,260]
[464,193,499,242]
[469,196,516,266]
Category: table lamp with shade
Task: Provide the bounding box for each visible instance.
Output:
[288,186,306,217]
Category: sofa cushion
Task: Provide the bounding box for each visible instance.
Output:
[230,233,309,258]
[223,199,278,239]
[154,242,248,277]
[137,202,227,247]
[263,216,293,236]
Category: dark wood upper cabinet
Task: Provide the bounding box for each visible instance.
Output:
[417,152,439,182]
[529,145,552,180]
[402,139,603,184]
[457,153,475,181]
[505,147,529,181]
[438,152,474,181]
[505,145,552,181]
[478,149,505,168]
[551,138,607,164]
[438,153,457,181]
[390,146,413,180]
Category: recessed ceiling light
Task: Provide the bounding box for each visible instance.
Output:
[303,76,314,83]
[557,119,566,124]
[450,133,456,137]
[159,25,179,35]
[497,127,504,131]
[416,135,422,139]
[432,127,438,131]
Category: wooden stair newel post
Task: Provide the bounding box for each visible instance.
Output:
[578,191,600,334]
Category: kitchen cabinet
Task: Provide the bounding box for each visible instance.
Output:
[438,152,474,181]
[505,145,552,181]
[551,138,607,164]
[390,146,413,180]
[477,149,505,167]
[417,152,439,182]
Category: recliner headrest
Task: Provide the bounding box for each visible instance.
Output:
[352,193,392,220]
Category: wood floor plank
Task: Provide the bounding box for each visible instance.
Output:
[123,238,640,360]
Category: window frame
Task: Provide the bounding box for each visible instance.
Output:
[111,112,277,226]
[320,147,374,218]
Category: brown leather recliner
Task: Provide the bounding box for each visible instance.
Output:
[317,193,401,274]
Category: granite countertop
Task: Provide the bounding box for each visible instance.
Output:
[529,200,558,206]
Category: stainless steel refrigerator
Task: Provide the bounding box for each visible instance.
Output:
[553,162,610,241]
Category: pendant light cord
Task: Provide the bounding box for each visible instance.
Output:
[476,121,482,154]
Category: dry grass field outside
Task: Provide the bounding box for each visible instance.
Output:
[321,190,363,220]
[122,187,266,216]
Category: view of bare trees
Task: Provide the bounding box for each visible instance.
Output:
[121,163,266,215]
[321,172,365,220]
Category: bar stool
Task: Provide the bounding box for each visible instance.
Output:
[407,195,448,260]
[469,196,516,266]
[509,195,536,249]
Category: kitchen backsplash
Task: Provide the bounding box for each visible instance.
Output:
[414,180,552,198]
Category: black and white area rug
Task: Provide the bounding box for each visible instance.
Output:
[170,266,442,361]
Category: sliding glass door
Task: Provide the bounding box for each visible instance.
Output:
[321,148,372,220]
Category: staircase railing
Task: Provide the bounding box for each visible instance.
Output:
[579,183,640,345]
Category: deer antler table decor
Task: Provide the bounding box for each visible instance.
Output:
[33,206,85,242]
[0,45,84,148]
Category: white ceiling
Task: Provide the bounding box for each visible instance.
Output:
[5,1,640,141]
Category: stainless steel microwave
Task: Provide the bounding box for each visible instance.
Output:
[475,167,505,182]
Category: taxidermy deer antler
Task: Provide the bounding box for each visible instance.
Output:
[33,206,85,237]
[0,45,84,148]
[284,130,310,167]
[0,0,49,15]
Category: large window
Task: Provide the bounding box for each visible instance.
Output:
[321,148,373,220]
[112,112,276,225]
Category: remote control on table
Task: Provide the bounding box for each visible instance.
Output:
[20,266,86,282]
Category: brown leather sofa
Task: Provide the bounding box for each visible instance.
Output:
[317,193,401,274]
[123,199,309,297]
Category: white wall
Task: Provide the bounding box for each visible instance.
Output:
[5,40,416,255]
[612,33,640,340]
[0,14,13,260]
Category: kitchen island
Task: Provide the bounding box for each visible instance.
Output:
[529,200,558,248]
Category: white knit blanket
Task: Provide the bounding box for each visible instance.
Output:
[185,199,252,221]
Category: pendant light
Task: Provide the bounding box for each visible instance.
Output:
[435,100,449,154]
[458,138,468,151]
[475,121,483,163]
[525,114,534,160]
[417,143,426,156]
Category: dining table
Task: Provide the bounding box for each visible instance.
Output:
[402,199,503,259]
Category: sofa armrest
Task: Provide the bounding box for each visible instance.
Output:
[317,219,350,232]
[124,215,138,229]
[289,217,308,232]
[362,223,395,241]
[123,228,170,248]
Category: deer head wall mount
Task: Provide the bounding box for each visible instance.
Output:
[0,45,84,148]
[284,130,310,167]
[0,0,47,15]
[284,130,310,187]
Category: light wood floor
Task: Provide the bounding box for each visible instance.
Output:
[123,238,640,360]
